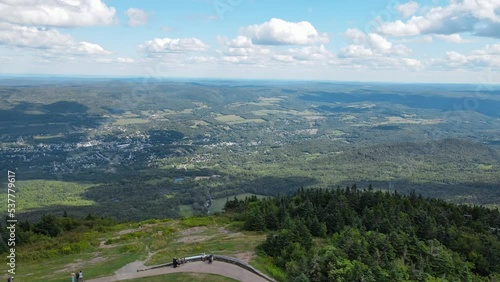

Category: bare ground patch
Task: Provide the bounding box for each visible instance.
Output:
[176,235,213,243]
[180,226,207,236]
[56,254,107,273]
[234,252,255,263]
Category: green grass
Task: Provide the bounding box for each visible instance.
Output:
[330,129,346,136]
[215,115,245,123]
[10,217,270,282]
[250,256,287,282]
[242,118,266,124]
[145,177,171,185]
[112,118,149,125]
[147,225,265,266]
[305,153,322,161]
[179,109,194,114]
[15,232,147,282]
[250,109,318,117]
[215,115,265,125]
[33,133,64,140]
[248,97,282,106]
[126,273,238,282]
[180,216,219,227]
[179,204,194,217]
[15,180,96,211]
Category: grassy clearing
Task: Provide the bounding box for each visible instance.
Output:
[479,164,494,170]
[179,204,194,217]
[145,177,171,185]
[250,256,286,282]
[249,97,282,106]
[251,109,317,117]
[15,180,95,211]
[127,273,238,282]
[147,223,265,266]
[12,216,268,281]
[340,114,357,121]
[242,119,266,124]
[190,120,210,128]
[305,153,322,161]
[215,115,266,125]
[251,110,271,116]
[160,108,176,113]
[179,109,194,114]
[378,116,444,125]
[330,129,346,136]
[112,118,149,125]
[33,133,65,140]
[215,115,245,123]
[15,232,146,282]
[122,112,142,118]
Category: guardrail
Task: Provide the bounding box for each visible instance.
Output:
[137,255,203,271]
[138,254,276,282]
[214,255,275,282]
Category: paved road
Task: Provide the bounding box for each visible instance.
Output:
[86,260,270,282]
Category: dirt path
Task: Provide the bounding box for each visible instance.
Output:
[86,260,269,282]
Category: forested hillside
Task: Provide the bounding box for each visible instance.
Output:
[2,186,499,281]
[227,187,500,281]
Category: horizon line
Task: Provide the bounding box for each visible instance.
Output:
[1,73,499,86]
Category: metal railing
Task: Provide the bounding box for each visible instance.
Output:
[137,254,276,282]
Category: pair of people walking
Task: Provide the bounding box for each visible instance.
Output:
[71,270,83,281]
[202,252,214,263]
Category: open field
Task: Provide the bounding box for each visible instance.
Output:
[15,180,96,211]
[112,118,150,125]
[215,114,265,125]
[33,133,65,140]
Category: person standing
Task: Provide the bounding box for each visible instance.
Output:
[71,272,76,282]
[78,270,83,281]
[173,257,178,268]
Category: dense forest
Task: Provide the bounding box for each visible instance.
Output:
[226,187,500,281]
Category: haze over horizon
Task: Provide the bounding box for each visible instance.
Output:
[0,0,499,84]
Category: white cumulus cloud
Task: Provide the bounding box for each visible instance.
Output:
[435,34,471,43]
[141,38,209,54]
[116,57,135,63]
[378,0,500,38]
[0,22,111,56]
[287,45,334,62]
[125,8,148,27]
[396,1,419,18]
[0,0,116,27]
[343,28,366,44]
[340,30,411,57]
[239,18,329,45]
[433,44,500,69]
[340,45,374,58]
[218,35,254,48]
[96,57,135,63]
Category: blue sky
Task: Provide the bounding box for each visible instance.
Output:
[0,0,499,83]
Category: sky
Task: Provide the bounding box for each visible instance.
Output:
[0,0,499,83]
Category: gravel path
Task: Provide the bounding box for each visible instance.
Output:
[86,260,270,282]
